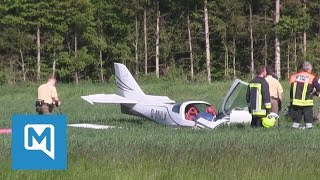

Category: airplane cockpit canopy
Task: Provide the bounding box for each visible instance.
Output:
[220,79,248,116]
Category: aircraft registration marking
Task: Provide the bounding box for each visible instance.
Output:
[151,109,167,121]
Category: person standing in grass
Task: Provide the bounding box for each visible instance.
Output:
[265,66,284,117]
[246,65,272,127]
[289,62,320,129]
[36,75,61,114]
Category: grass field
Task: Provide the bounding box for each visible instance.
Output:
[1,79,320,179]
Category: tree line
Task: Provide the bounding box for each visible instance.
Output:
[0,0,319,84]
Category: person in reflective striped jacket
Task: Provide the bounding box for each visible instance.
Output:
[246,65,271,127]
[289,62,320,129]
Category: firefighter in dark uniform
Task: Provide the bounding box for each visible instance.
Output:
[246,65,272,127]
[290,62,320,129]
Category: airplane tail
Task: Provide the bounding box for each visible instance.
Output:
[81,63,175,106]
[114,63,145,99]
[114,63,175,104]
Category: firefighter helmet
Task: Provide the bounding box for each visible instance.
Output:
[262,113,279,128]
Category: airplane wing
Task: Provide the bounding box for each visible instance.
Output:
[81,94,137,105]
[196,118,229,129]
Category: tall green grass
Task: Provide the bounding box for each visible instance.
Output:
[1,80,320,179]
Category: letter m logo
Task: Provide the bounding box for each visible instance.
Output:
[24,124,55,159]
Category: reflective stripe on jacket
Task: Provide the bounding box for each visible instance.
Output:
[289,71,320,106]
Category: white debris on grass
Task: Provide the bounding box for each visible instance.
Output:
[68,124,117,129]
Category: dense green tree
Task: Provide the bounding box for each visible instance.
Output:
[1,0,320,83]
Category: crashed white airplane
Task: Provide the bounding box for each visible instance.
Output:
[81,63,252,129]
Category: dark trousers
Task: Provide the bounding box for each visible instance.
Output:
[291,106,313,124]
[251,116,263,127]
[36,104,53,115]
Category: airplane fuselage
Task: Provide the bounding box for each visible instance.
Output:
[82,63,252,129]
[122,103,179,126]
[121,101,209,127]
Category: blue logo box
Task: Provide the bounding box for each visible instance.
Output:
[12,115,67,170]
